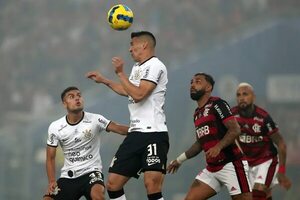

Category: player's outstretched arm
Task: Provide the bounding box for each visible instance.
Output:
[106,121,129,136]
[167,140,202,174]
[271,132,292,190]
[85,70,128,96]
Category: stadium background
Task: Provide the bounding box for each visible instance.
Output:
[1,0,300,199]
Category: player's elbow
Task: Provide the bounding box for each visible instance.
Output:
[279,140,287,154]
[132,93,147,103]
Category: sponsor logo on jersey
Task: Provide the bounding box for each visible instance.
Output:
[239,135,263,143]
[196,125,210,138]
[98,118,108,127]
[254,117,263,122]
[49,133,56,144]
[230,186,237,191]
[203,108,209,116]
[214,104,224,119]
[59,124,67,131]
[143,67,150,79]
[110,156,117,167]
[69,154,93,163]
[146,156,161,166]
[267,123,274,132]
[156,69,163,82]
[130,119,140,127]
[74,137,81,143]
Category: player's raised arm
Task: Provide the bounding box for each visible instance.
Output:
[85,70,128,96]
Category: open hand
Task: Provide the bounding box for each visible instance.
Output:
[167,160,181,174]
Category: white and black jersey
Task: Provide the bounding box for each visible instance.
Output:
[128,56,168,133]
[47,112,110,178]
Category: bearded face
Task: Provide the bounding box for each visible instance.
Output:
[190,89,205,101]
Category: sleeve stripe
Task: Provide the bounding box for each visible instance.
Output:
[222,116,235,123]
[141,79,157,85]
[47,144,58,148]
[105,120,112,132]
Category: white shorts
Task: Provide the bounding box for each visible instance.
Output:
[196,160,251,196]
[249,158,279,188]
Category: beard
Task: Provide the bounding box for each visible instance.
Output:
[238,103,254,117]
[190,89,205,101]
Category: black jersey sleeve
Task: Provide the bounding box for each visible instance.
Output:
[213,99,233,121]
[264,113,279,136]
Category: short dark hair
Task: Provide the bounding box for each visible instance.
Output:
[131,31,156,47]
[194,72,215,90]
[61,86,80,101]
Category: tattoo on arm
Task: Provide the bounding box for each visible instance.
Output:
[218,119,241,150]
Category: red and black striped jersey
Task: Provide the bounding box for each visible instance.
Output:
[194,96,243,172]
[231,105,278,166]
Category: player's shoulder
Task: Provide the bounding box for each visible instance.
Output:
[231,105,239,113]
[83,111,105,121]
[210,96,228,105]
[145,57,166,69]
[49,115,66,130]
[254,105,270,117]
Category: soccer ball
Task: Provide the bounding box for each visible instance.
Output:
[107,4,133,31]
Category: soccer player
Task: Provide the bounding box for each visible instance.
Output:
[86,31,169,200]
[167,73,252,200]
[43,86,128,200]
[231,82,292,200]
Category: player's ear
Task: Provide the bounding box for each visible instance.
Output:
[141,40,148,49]
[62,100,67,109]
[206,84,212,92]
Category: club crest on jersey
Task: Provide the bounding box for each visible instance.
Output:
[83,129,92,139]
[133,68,142,80]
[252,123,261,133]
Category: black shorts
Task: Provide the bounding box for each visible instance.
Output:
[44,171,104,200]
[109,131,169,178]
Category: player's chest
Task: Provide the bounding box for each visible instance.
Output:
[237,116,264,134]
[59,125,97,146]
[129,66,144,84]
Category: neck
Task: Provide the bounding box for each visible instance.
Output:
[197,93,211,108]
[239,105,255,117]
[139,52,154,64]
[67,111,83,124]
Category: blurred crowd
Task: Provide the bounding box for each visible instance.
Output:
[1,0,299,122]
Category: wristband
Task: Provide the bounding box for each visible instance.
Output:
[278,165,286,174]
[176,152,187,164]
